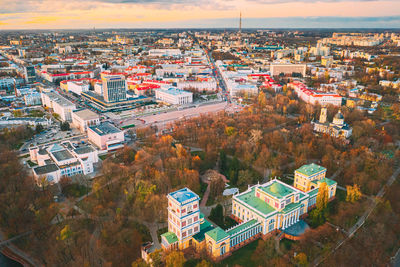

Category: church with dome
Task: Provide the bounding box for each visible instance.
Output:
[313,107,353,139]
[160,163,337,261]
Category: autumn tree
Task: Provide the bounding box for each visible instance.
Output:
[165,251,185,267]
[346,184,362,203]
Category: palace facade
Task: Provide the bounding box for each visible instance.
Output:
[160,163,337,261]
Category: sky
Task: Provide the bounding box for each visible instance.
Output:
[0,0,400,29]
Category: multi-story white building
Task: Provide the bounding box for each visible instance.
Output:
[270,63,307,77]
[24,92,42,106]
[88,122,124,151]
[72,109,100,133]
[155,88,193,105]
[289,82,342,106]
[30,142,98,184]
[41,91,76,121]
[66,80,90,95]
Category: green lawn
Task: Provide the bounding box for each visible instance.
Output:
[63,184,89,198]
[217,239,258,267]
[98,154,108,161]
[26,160,38,167]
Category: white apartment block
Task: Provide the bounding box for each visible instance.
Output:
[67,80,90,95]
[289,82,342,106]
[41,91,76,121]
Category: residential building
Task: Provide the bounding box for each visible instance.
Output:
[270,63,306,77]
[289,82,342,106]
[24,92,42,106]
[41,91,76,121]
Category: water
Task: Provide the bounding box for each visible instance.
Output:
[0,252,22,267]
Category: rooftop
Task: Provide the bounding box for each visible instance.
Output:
[205,227,230,243]
[226,219,259,237]
[296,163,326,177]
[236,187,275,216]
[160,232,178,245]
[73,109,99,120]
[74,146,95,154]
[89,122,121,136]
[33,164,59,175]
[192,220,214,242]
[260,181,295,199]
[168,187,199,204]
[51,149,74,161]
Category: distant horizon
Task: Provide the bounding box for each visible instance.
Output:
[1,16,400,31]
[1,0,400,30]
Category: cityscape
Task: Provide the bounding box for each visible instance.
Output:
[0,1,400,267]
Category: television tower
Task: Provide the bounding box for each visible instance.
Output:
[239,12,242,34]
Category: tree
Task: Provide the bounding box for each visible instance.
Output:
[346,184,362,203]
[196,259,212,267]
[257,91,267,106]
[209,204,224,227]
[165,251,185,267]
[35,124,44,134]
[316,182,329,211]
[294,252,308,266]
[60,121,70,131]
[210,176,225,199]
[251,239,277,265]
[219,150,227,174]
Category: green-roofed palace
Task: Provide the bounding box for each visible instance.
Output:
[159,163,337,261]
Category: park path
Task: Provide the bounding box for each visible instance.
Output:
[314,165,400,266]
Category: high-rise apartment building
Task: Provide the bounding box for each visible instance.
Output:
[102,75,127,103]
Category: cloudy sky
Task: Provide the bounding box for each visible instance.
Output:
[0,0,399,29]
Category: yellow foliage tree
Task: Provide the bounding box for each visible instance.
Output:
[165,251,185,267]
[316,182,329,211]
[346,184,362,203]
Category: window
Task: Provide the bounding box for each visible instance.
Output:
[182,231,186,237]
[194,226,198,232]
[182,209,186,213]
[193,204,197,209]
[182,221,186,227]
[188,218,192,224]
[188,229,192,235]
[194,216,198,222]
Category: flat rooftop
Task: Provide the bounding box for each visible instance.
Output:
[51,149,74,161]
[296,163,326,177]
[44,91,75,107]
[74,146,95,154]
[73,109,99,120]
[89,122,121,136]
[33,164,59,175]
[168,187,199,204]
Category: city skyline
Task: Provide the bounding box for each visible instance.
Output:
[1,0,400,29]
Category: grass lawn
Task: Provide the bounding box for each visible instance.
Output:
[63,184,89,198]
[26,160,38,167]
[98,154,108,161]
[217,239,258,267]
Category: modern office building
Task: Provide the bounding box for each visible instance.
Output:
[102,74,127,103]
[25,65,36,83]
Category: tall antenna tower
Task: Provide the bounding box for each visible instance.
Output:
[239,12,242,34]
